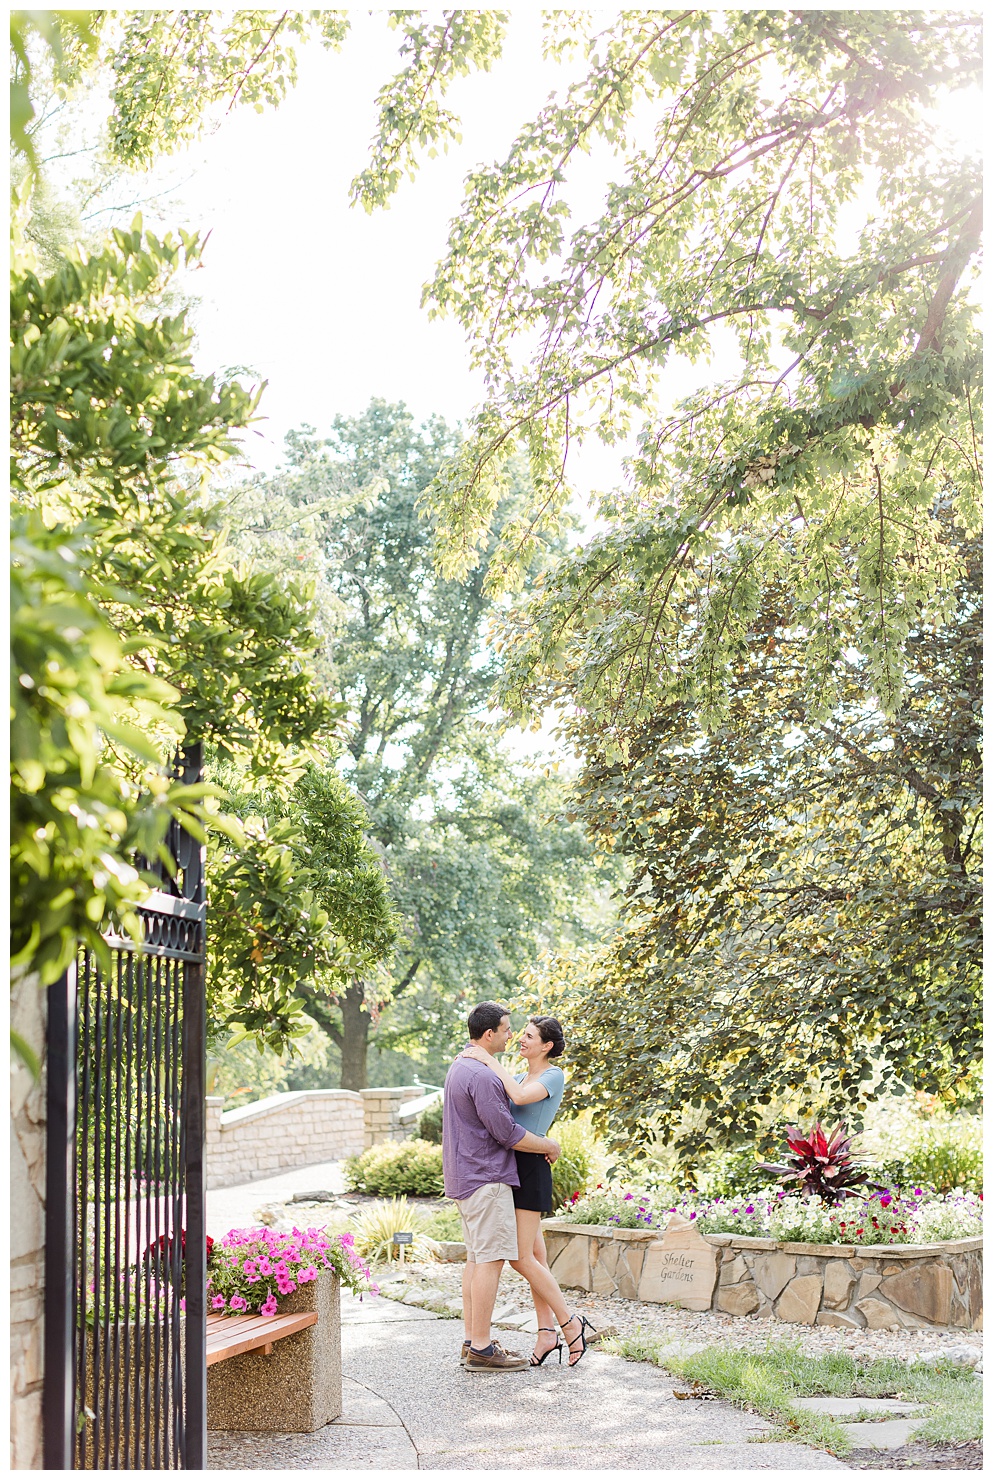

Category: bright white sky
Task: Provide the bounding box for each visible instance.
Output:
[60,12,978,499]
[85,11,723,505]
[50,13,974,760]
[161,13,621,485]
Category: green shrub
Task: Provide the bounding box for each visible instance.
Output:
[422,1203,463,1241]
[417,1097,443,1144]
[550,1114,606,1211]
[343,1138,445,1197]
[691,1146,762,1198]
[871,1124,982,1195]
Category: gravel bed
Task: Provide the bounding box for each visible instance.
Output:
[381,1258,983,1368]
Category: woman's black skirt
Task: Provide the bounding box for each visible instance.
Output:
[512,1149,554,1214]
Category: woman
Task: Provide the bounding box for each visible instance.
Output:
[461,1015,594,1367]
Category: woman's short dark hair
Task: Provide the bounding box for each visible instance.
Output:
[530,1015,565,1058]
[467,1001,510,1040]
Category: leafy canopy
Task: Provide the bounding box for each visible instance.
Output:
[219,402,620,1082]
[536,524,981,1162]
[357,11,981,730]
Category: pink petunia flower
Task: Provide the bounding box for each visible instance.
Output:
[211,1295,227,1309]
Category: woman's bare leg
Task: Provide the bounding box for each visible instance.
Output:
[529,1220,556,1332]
[511,1209,580,1361]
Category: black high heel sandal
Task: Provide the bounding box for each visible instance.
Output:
[529,1328,563,1366]
[562,1313,595,1367]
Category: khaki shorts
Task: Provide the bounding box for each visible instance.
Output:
[455,1182,519,1263]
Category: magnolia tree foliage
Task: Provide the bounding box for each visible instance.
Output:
[10,222,261,982]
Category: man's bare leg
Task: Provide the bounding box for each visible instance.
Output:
[469,1259,505,1349]
[462,1259,474,1344]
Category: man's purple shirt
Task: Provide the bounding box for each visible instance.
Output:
[442,1053,523,1201]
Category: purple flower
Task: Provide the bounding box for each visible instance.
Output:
[624,1193,634,1201]
[745,1205,755,1214]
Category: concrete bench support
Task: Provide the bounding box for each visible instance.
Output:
[206,1271,341,1432]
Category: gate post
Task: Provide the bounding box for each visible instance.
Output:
[180,742,207,1469]
[43,963,78,1470]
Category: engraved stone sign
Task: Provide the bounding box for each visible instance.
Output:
[638,1215,719,1310]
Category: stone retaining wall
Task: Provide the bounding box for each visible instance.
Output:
[542,1220,983,1331]
[205,1086,424,1189]
[10,968,47,1470]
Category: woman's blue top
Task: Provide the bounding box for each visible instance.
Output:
[509,1066,565,1137]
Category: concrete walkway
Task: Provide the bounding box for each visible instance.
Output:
[207,1289,847,1471]
[205,1159,350,1240]
[205,1161,848,1469]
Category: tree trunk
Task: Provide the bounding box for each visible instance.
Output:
[339,979,370,1090]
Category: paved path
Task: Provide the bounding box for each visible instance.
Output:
[206,1160,349,1240]
[207,1290,847,1471]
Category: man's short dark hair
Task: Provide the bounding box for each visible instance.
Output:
[467,1001,510,1040]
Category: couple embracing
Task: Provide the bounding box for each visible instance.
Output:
[442,1001,594,1373]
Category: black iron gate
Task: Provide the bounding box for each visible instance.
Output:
[44,746,208,1469]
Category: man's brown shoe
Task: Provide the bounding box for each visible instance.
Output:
[461,1339,521,1366]
[465,1343,528,1372]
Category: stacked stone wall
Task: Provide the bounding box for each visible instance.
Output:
[359,1087,424,1149]
[542,1220,983,1331]
[205,1086,424,1189]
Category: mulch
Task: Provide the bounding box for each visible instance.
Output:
[847,1441,982,1470]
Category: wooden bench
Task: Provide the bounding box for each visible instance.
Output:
[206,1310,318,1366]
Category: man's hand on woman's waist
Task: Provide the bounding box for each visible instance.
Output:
[512,1128,561,1163]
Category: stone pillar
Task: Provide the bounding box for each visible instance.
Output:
[205,1096,224,1170]
[360,1087,423,1148]
[10,968,47,1470]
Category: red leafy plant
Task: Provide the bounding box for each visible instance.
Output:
[755,1121,880,1205]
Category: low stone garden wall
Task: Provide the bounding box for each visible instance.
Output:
[542,1216,983,1332]
[205,1086,425,1190]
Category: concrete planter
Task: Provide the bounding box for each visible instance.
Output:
[207,1270,342,1433]
[79,1316,185,1469]
[542,1219,983,1331]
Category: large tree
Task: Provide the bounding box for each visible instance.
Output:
[352,10,983,1141]
[353,12,982,726]
[535,523,981,1163]
[9,26,397,1050]
[221,402,620,1086]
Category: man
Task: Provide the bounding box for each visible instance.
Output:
[443,1001,561,1372]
